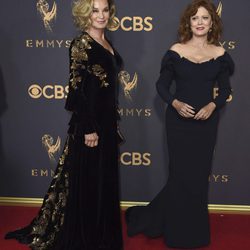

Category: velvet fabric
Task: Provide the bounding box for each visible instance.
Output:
[5,32,123,250]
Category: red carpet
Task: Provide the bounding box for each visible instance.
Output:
[0,206,250,250]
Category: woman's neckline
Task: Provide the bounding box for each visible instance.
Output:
[168,49,227,65]
[83,31,115,57]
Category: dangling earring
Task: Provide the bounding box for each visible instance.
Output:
[186,23,191,30]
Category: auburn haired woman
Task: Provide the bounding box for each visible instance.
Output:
[126,0,234,248]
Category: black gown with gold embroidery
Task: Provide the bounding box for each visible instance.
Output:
[5,32,123,250]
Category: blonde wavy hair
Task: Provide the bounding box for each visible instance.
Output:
[72,0,118,31]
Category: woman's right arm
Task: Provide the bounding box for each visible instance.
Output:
[65,37,99,146]
[156,51,195,118]
[156,52,175,105]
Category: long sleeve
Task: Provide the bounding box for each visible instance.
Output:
[65,35,98,135]
[156,51,175,105]
[213,53,234,109]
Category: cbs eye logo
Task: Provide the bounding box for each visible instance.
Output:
[28,84,69,99]
[110,16,153,32]
[28,84,42,99]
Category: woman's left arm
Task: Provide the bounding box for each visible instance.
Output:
[212,60,234,109]
[194,54,234,120]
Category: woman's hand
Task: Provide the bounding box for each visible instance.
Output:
[84,132,99,147]
[172,99,195,118]
[194,102,216,120]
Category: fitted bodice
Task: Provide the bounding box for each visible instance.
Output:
[156,49,234,111]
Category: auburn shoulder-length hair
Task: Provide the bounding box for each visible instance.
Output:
[72,0,118,31]
[178,0,222,45]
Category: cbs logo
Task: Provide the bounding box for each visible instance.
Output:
[28,84,69,99]
[120,152,151,166]
[110,16,153,32]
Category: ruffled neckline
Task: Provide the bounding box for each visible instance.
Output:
[168,49,228,65]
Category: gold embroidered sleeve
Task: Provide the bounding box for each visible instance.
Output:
[69,34,93,90]
[90,64,109,88]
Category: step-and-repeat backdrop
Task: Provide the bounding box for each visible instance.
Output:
[0,0,249,207]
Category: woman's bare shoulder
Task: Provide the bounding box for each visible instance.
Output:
[170,43,183,52]
[210,45,226,57]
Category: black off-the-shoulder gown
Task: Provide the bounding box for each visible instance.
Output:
[5,32,124,250]
[126,49,234,249]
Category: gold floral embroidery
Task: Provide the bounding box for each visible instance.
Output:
[91,64,109,88]
[70,34,93,90]
[58,142,68,165]
[29,137,70,250]
[69,34,110,90]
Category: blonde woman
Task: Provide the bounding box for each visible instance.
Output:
[5,0,124,249]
